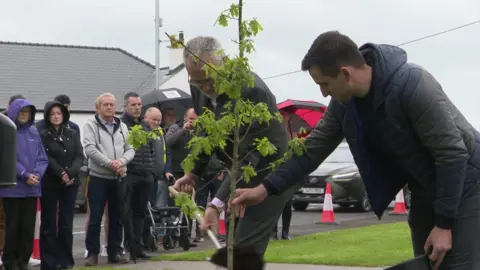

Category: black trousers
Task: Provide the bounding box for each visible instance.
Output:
[2,197,37,269]
[273,199,292,234]
[40,185,78,270]
[85,176,123,258]
[409,181,480,269]
[122,173,154,254]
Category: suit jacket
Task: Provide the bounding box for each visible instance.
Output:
[190,72,289,202]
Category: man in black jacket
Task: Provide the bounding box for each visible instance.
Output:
[173,36,298,256]
[120,92,156,260]
[232,31,480,270]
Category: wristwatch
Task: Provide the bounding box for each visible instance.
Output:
[207,202,221,214]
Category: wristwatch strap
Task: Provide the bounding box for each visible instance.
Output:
[207,202,221,214]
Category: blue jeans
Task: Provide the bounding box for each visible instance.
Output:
[85,176,123,258]
[155,180,170,209]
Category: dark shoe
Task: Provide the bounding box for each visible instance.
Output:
[3,262,18,270]
[271,232,278,240]
[281,231,291,240]
[108,253,129,264]
[193,236,204,243]
[134,252,152,260]
[84,255,98,266]
[218,235,226,242]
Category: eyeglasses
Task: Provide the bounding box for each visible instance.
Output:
[188,76,214,88]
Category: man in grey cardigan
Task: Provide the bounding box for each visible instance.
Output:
[83,93,135,266]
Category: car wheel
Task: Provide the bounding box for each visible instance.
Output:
[292,202,309,211]
[354,195,372,212]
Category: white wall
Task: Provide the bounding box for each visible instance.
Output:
[160,68,190,95]
[34,112,121,144]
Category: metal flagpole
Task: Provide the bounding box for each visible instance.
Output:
[155,0,161,90]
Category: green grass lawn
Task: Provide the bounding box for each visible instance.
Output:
[154,222,414,267]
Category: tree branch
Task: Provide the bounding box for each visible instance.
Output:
[165,32,227,79]
[238,147,256,164]
[238,0,244,58]
[218,147,234,162]
[238,123,252,143]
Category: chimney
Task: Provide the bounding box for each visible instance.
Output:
[168,30,184,72]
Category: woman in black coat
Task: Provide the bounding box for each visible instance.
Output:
[39,101,84,270]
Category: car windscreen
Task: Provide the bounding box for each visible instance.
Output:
[324,146,355,163]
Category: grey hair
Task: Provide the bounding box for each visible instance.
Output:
[95,92,115,107]
[183,36,224,66]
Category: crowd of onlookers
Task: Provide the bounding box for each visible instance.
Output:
[0,92,226,270]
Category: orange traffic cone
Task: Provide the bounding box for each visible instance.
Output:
[390,190,408,215]
[217,211,226,236]
[316,183,338,224]
[32,198,41,260]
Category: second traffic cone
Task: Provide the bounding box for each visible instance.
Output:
[32,198,41,260]
[217,211,226,236]
[390,190,408,215]
[317,183,338,224]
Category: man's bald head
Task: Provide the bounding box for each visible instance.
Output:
[184,108,197,122]
[144,107,162,128]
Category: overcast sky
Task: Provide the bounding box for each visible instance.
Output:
[1,0,480,127]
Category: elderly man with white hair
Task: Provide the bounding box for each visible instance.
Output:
[173,36,299,256]
[83,93,135,266]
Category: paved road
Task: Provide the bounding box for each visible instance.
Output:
[115,261,384,269]
[28,203,403,268]
[70,204,379,257]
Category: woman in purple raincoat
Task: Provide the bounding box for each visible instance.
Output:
[0,99,48,270]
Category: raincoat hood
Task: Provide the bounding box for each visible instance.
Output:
[7,99,36,128]
[43,101,70,127]
[358,43,407,94]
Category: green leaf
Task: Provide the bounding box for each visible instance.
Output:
[127,125,148,150]
[217,14,229,27]
[173,192,203,220]
[254,137,278,157]
[181,154,196,173]
[248,19,264,36]
[241,164,257,183]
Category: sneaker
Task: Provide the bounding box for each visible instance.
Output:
[100,246,108,257]
[84,250,88,259]
[28,258,41,266]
